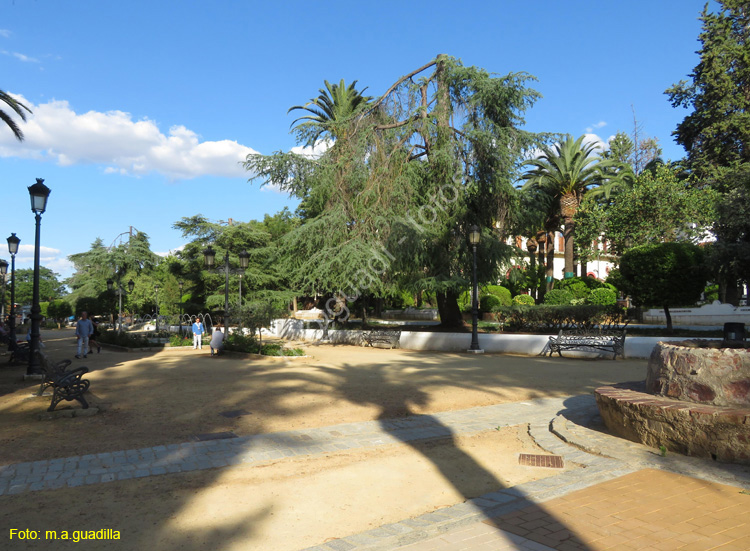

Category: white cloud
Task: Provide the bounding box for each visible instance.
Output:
[585,120,607,133]
[290,139,331,159]
[1,49,39,63]
[13,244,74,277]
[0,30,12,38]
[0,94,260,180]
[155,244,185,257]
[582,133,607,153]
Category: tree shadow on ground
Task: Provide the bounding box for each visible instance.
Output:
[313,361,597,550]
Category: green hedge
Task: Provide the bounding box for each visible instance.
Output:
[224,333,304,356]
[543,289,575,305]
[495,304,626,332]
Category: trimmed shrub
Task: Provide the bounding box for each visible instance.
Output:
[589,288,617,306]
[555,280,589,300]
[494,304,626,332]
[484,285,512,306]
[512,294,535,305]
[543,289,575,305]
[480,294,503,313]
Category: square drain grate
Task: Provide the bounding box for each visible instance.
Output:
[219,409,251,418]
[193,432,238,442]
[518,453,564,469]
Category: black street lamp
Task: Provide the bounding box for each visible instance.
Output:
[468,225,484,354]
[107,277,134,334]
[28,178,51,375]
[6,233,20,351]
[178,280,184,335]
[0,258,7,323]
[154,284,160,332]
[203,246,249,332]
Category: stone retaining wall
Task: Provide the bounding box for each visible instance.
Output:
[646,342,750,407]
[595,383,750,464]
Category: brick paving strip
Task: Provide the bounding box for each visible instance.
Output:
[3,393,750,551]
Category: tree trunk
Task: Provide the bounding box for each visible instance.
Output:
[526,238,538,301]
[436,290,464,328]
[663,305,673,334]
[546,230,555,291]
[560,192,578,279]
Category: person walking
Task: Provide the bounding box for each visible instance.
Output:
[210,325,225,357]
[88,316,102,353]
[75,311,94,358]
[192,317,205,350]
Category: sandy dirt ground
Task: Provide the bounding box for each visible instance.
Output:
[0,328,648,550]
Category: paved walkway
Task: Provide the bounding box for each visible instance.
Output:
[2,393,750,550]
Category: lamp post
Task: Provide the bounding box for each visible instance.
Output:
[28,178,51,375]
[0,259,7,323]
[154,284,160,332]
[107,278,134,334]
[203,246,250,333]
[6,233,20,351]
[178,280,184,335]
[468,225,484,354]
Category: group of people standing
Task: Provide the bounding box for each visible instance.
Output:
[191,317,225,356]
[70,312,224,359]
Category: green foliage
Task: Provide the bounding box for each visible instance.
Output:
[288,79,373,146]
[224,333,304,356]
[665,0,750,176]
[555,279,589,300]
[600,165,719,255]
[495,304,626,332]
[10,267,66,306]
[1,89,32,141]
[75,296,102,317]
[169,334,193,347]
[543,289,574,305]
[703,283,719,302]
[589,288,617,306]
[480,294,502,313]
[47,299,72,326]
[618,242,708,331]
[246,55,545,327]
[484,285,512,306]
[522,135,631,276]
[512,294,535,305]
[97,329,156,348]
[386,290,416,309]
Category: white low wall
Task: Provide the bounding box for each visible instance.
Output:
[644,302,750,326]
[270,318,703,359]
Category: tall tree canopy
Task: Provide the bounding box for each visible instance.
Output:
[575,164,718,256]
[665,0,750,176]
[521,135,624,279]
[288,79,373,145]
[245,55,545,326]
[10,267,66,306]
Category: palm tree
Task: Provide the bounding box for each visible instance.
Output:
[1,90,31,141]
[288,79,372,145]
[522,135,620,278]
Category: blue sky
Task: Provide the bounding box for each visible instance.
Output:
[1,0,713,280]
